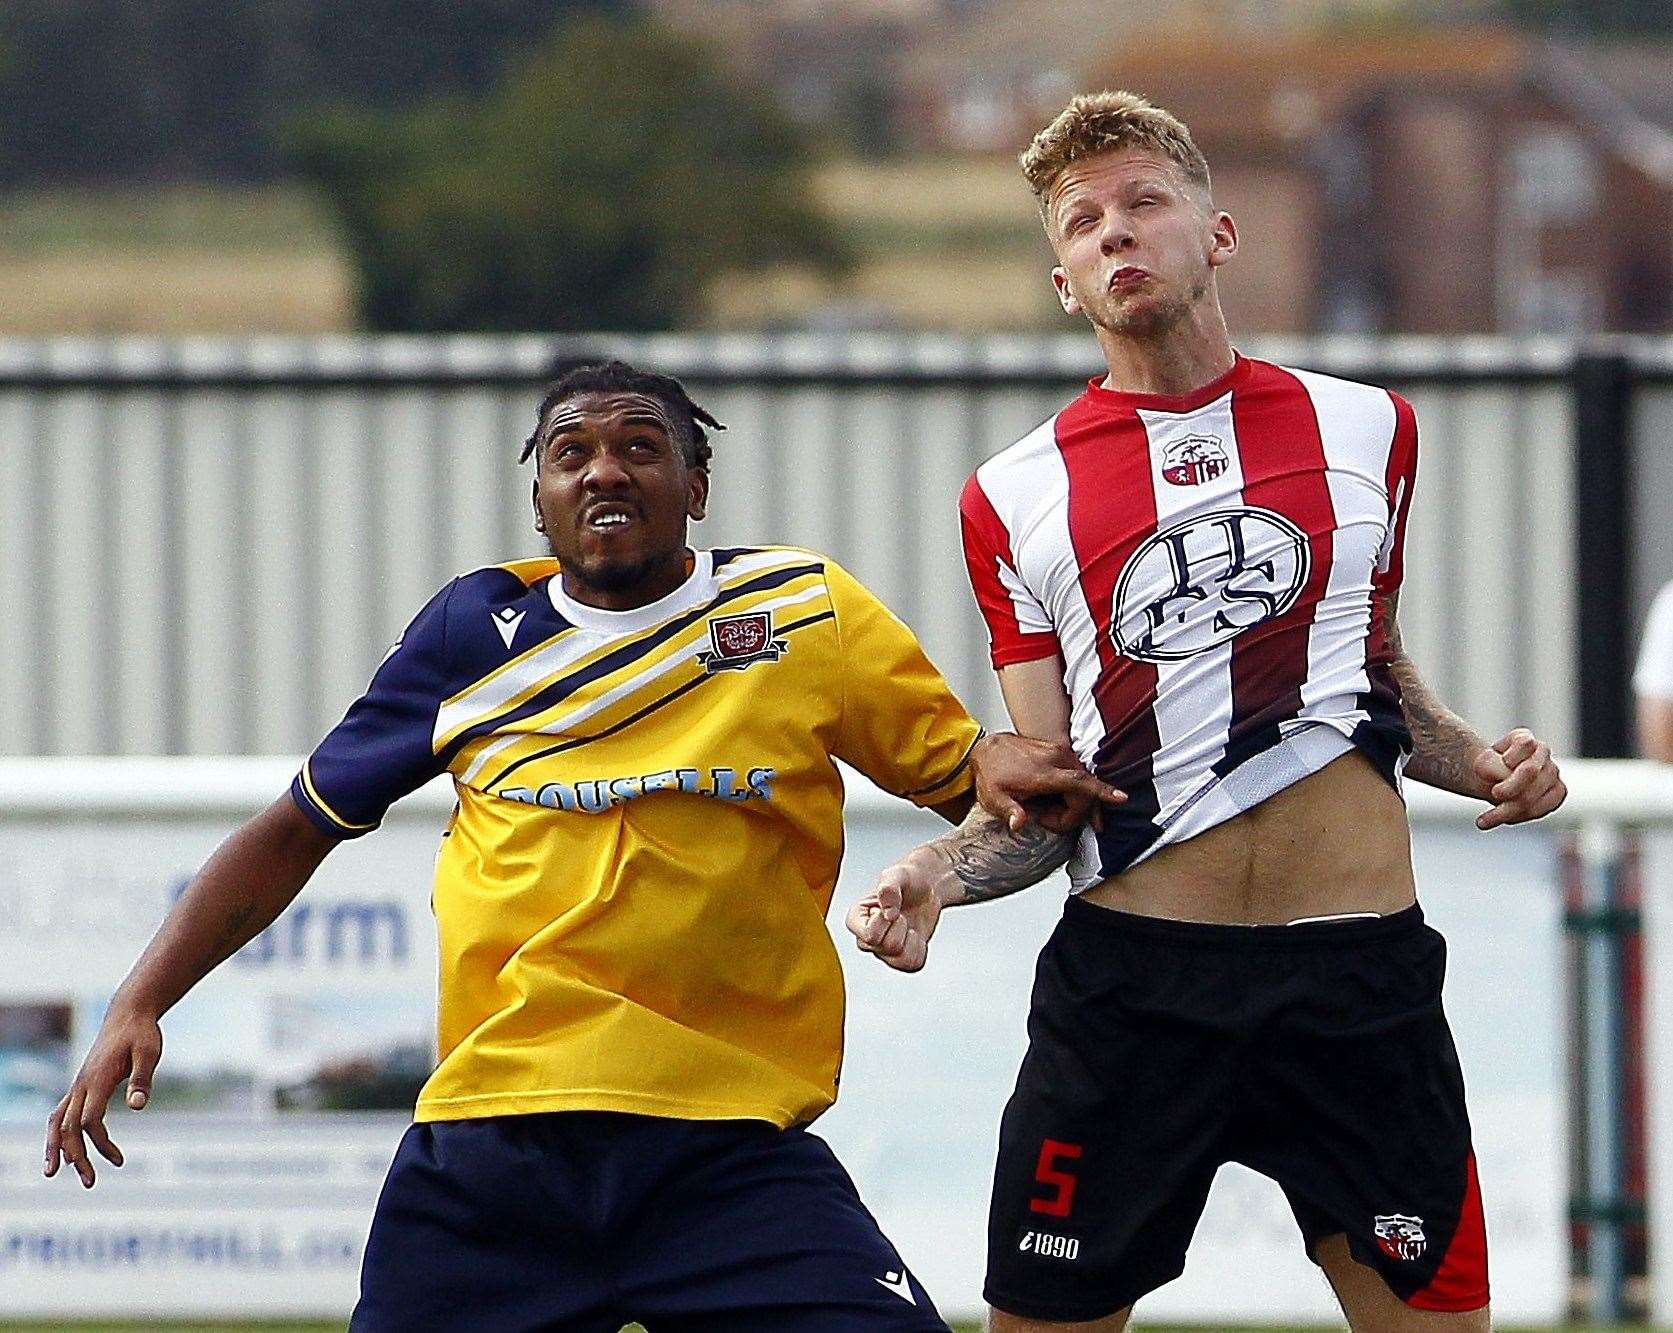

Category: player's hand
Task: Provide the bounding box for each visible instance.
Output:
[846,855,944,973]
[1473,729,1567,831]
[972,732,1125,835]
[44,1005,162,1189]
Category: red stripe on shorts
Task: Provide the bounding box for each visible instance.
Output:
[1408,1150,1490,1312]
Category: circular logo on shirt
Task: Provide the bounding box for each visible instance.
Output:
[1111,506,1310,663]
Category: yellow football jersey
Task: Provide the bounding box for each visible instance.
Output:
[292,546,980,1127]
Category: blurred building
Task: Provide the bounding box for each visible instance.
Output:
[662,1,1672,335]
[2,1,1665,337]
[652,0,1416,138]
[903,24,1673,335]
[1097,31,1673,335]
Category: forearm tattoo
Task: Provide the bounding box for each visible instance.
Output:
[931,806,1075,906]
[207,899,258,970]
[1383,595,1488,798]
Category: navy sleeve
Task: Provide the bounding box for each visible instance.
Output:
[290,580,457,838]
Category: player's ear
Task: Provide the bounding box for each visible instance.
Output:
[687,467,708,522]
[1208,210,1238,268]
[532,477,545,533]
[1052,266,1081,318]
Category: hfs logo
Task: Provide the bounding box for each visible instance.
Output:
[1111,506,1309,662]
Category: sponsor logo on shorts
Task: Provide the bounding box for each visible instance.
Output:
[1373,1213,1428,1262]
[1018,1230,1081,1261]
[874,1270,917,1304]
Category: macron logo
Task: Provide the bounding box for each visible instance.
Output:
[874,1270,916,1305]
[492,607,525,650]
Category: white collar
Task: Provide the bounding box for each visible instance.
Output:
[547,548,715,634]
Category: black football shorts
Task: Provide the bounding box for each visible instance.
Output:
[984,896,1489,1321]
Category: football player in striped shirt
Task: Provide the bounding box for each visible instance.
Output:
[44,359,1116,1331]
[850,93,1566,1331]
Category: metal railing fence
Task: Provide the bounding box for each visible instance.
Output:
[1,333,1668,757]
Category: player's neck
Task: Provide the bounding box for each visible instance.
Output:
[559,549,697,612]
[1094,310,1235,400]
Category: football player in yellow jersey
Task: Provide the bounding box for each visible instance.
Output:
[45,359,1116,1331]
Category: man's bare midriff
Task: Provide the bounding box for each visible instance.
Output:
[1082,748,1417,925]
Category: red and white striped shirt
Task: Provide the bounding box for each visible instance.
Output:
[960,354,1418,884]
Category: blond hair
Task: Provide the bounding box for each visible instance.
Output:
[1021,91,1210,215]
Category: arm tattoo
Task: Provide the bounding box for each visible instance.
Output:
[927,806,1075,906]
[1383,594,1489,798]
[207,900,258,970]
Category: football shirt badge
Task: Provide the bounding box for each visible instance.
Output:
[1161,434,1229,486]
[699,611,788,673]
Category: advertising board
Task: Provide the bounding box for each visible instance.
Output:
[0,761,1566,1321]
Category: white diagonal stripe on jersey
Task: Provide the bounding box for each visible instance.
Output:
[434,625,609,752]
[434,549,818,751]
[716,547,827,582]
[1137,394,1244,819]
[1289,368,1397,728]
[458,582,828,786]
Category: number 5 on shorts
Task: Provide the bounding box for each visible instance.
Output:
[1029,1139,1083,1217]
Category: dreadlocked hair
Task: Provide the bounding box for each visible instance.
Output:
[519,359,725,471]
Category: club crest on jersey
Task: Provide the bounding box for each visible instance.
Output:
[1373,1214,1427,1262]
[699,611,788,673]
[1162,434,1229,486]
[1111,506,1310,663]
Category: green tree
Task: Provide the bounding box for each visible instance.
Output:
[0,0,625,186]
[294,15,845,331]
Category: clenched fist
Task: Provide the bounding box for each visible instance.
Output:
[1472,729,1566,831]
[846,852,947,973]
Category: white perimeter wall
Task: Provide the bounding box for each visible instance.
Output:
[0,758,1604,1323]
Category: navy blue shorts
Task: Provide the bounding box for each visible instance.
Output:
[351,1111,949,1332]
